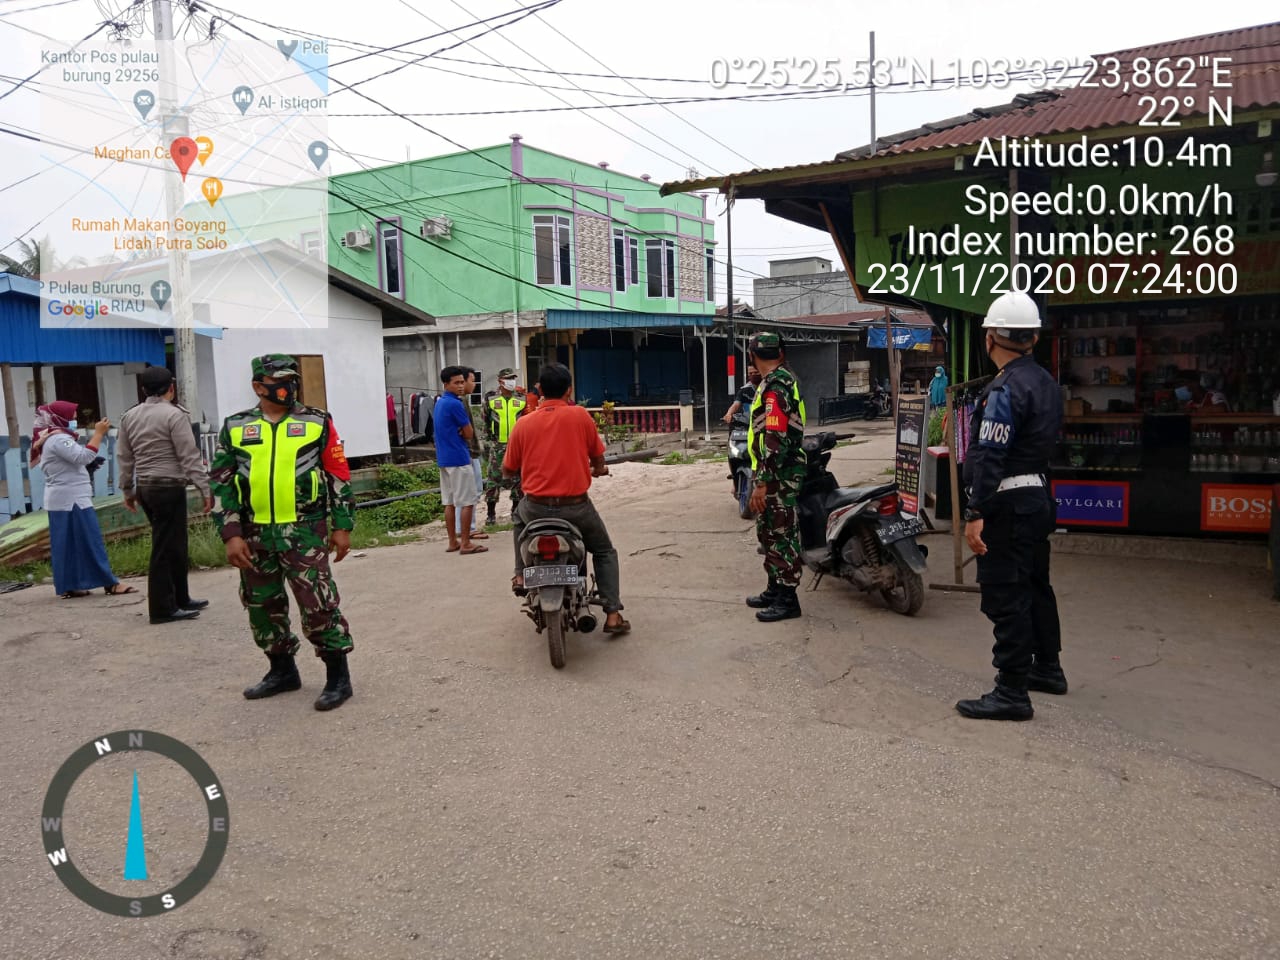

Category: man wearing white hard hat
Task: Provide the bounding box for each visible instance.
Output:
[956,291,1066,721]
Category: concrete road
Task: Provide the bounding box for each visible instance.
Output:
[2,428,1277,960]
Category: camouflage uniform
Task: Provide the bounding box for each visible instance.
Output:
[483,368,527,516]
[749,365,806,589]
[210,385,355,659]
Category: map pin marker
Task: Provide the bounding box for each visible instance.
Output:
[307,140,328,170]
[232,85,254,116]
[278,39,298,61]
[151,280,171,309]
[195,136,214,166]
[202,177,223,208]
[132,89,154,120]
[169,137,197,181]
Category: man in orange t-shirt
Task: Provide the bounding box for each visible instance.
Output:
[503,362,629,635]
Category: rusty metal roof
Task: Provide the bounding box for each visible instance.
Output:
[845,21,1280,157]
[663,21,1280,196]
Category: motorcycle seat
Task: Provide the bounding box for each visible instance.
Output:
[824,482,895,510]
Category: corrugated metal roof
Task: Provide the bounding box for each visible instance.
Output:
[852,21,1280,157]
[663,21,1280,195]
[773,308,932,327]
[0,276,166,365]
[546,309,714,330]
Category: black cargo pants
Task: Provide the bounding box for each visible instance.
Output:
[975,489,1062,677]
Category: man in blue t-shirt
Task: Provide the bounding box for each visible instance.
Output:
[433,366,486,554]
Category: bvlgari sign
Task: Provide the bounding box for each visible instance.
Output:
[1052,480,1130,527]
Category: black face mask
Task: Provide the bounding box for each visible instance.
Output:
[748,374,762,386]
[261,380,298,407]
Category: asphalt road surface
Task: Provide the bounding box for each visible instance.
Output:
[2,427,1277,959]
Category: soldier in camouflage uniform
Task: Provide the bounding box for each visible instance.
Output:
[744,332,807,622]
[482,367,527,526]
[210,354,358,711]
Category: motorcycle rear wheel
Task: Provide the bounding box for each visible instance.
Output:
[881,566,924,616]
[547,613,566,669]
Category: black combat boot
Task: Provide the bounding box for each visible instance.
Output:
[486,504,497,526]
[314,652,353,711]
[955,673,1034,721]
[746,578,779,609]
[1028,658,1068,695]
[243,653,301,700]
[756,585,801,622]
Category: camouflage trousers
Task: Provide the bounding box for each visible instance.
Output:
[755,487,802,588]
[238,521,353,657]
[484,442,523,508]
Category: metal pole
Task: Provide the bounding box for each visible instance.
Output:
[700,329,711,441]
[869,32,877,157]
[153,0,199,434]
[725,182,735,399]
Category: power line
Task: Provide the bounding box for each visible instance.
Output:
[528,8,758,168]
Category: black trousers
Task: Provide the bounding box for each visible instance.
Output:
[137,485,191,618]
[975,492,1062,677]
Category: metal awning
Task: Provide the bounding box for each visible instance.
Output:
[546,309,714,330]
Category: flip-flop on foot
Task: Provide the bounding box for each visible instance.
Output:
[460,544,488,555]
[602,619,631,636]
[446,544,461,553]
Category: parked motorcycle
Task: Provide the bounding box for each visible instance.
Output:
[863,380,892,420]
[727,416,754,520]
[517,518,601,668]
[798,432,927,616]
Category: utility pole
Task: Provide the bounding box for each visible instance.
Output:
[153,0,200,439]
[725,181,735,401]
[868,31,878,158]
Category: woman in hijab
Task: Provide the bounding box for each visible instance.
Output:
[31,401,136,598]
[928,365,950,408]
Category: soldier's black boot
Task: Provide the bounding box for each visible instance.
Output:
[486,504,497,526]
[1028,658,1068,695]
[243,653,301,700]
[314,652,353,711]
[746,578,779,609]
[955,673,1034,721]
[756,585,801,622]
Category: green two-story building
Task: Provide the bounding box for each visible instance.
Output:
[326,137,717,407]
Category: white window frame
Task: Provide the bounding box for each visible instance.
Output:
[300,230,322,259]
[628,237,639,289]
[377,219,404,299]
[705,247,715,301]
[645,238,675,299]
[612,228,626,292]
[533,214,572,287]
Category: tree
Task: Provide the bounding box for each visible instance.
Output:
[0,235,87,278]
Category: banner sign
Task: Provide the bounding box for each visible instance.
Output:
[894,396,929,516]
[1200,484,1274,533]
[867,325,933,350]
[1052,480,1130,527]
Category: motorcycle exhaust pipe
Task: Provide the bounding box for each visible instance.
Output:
[577,613,598,634]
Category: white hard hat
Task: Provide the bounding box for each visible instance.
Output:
[982,291,1041,330]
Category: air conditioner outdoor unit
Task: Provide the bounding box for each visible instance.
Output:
[342,229,372,250]
[420,216,453,239]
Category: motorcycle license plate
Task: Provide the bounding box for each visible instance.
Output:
[522,564,580,588]
[876,516,923,545]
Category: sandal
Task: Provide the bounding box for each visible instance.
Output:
[61,590,92,599]
[469,531,490,540]
[104,583,138,595]
[602,618,631,636]
[459,544,488,555]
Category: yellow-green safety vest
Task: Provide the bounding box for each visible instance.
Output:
[748,378,806,471]
[487,393,527,444]
[227,411,327,525]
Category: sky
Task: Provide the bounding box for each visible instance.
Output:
[1,0,1277,309]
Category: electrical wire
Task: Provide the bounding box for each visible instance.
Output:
[528,8,758,168]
